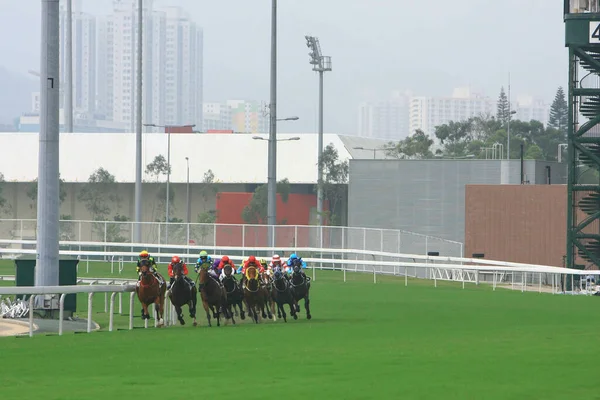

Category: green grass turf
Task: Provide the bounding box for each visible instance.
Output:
[1,261,599,399]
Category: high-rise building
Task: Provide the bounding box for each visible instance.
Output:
[409,87,494,137]
[203,102,232,131]
[59,0,96,115]
[227,100,268,133]
[162,7,203,127]
[513,95,551,126]
[358,91,410,140]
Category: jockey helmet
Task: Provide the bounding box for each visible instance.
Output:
[199,250,208,262]
[247,255,257,264]
[140,250,149,258]
[222,255,230,263]
[171,255,181,264]
[259,258,267,266]
[289,253,298,260]
[272,254,281,263]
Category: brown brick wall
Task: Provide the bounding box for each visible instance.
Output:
[464,185,568,267]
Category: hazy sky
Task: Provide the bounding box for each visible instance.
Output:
[0,0,565,134]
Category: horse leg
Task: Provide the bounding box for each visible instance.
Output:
[175,304,185,325]
[238,300,246,320]
[190,290,198,327]
[157,296,165,327]
[202,300,212,327]
[142,302,149,320]
[304,292,311,320]
[154,301,163,327]
[270,299,276,321]
[289,297,298,320]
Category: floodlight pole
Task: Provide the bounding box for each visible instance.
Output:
[267,0,277,248]
[305,35,331,226]
[134,0,143,242]
[65,0,73,133]
[36,0,61,287]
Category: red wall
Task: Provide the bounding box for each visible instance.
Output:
[215,192,328,247]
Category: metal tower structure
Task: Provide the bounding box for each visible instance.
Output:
[565,0,600,271]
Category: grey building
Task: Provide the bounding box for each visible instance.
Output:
[348,159,566,245]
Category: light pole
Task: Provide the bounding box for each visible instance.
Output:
[65,0,73,133]
[134,0,143,243]
[267,0,278,248]
[36,0,60,288]
[306,35,332,227]
[353,146,386,159]
[144,123,195,243]
[185,157,190,224]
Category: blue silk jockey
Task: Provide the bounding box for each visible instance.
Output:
[194,250,220,280]
[286,253,307,277]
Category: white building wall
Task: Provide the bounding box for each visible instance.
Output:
[358,92,410,140]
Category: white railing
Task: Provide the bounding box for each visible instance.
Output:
[0,284,136,337]
[0,218,464,260]
[0,238,596,285]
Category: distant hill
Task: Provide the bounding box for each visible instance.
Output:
[0,67,37,124]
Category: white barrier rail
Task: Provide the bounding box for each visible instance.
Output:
[0,284,136,337]
[0,238,582,274]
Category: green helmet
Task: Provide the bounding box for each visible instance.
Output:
[199,250,208,258]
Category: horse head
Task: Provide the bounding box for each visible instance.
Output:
[223,264,233,278]
[172,262,184,281]
[245,265,260,290]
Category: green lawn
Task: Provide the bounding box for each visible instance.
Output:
[0,261,599,399]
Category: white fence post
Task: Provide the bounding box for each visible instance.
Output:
[87,293,93,333]
[129,292,135,330]
[28,295,36,337]
[109,292,116,331]
[58,293,66,335]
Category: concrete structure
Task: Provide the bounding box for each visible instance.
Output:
[358,91,410,141]
[347,159,567,244]
[409,87,494,138]
[464,185,571,267]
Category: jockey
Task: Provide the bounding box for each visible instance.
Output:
[212,257,222,276]
[285,253,307,276]
[167,255,195,290]
[218,255,236,281]
[242,255,265,276]
[136,250,163,284]
[260,258,270,275]
[237,257,247,274]
[269,254,283,271]
[195,250,218,280]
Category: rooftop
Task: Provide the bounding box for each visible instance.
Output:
[0,132,391,184]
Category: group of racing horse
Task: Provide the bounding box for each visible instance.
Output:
[135,251,312,327]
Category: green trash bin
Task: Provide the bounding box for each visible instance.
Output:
[14,255,79,314]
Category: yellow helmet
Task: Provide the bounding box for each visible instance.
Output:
[259,258,267,266]
[140,250,149,258]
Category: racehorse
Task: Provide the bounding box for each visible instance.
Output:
[168,262,197,326]
[241,265,269,323]
[290,261,312,320]
[260,270,276,321]
[136,260,167,326]
[197,265,229,327]
[221,264,245,322]
[271,267,297,322]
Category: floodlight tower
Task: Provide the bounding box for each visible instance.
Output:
[305,35,332,226]
[565,0,600,270]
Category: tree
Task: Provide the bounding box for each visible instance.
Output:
[0,172,6,211]
[316,144,348,225]
[548,86,568,137]
[145,155,170,182]
[434,119,474,157]
[384,129,434,159]
[26,174,68,210]
[78,168,119,220]
[496,86,510,125]
[242,179,291,224]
